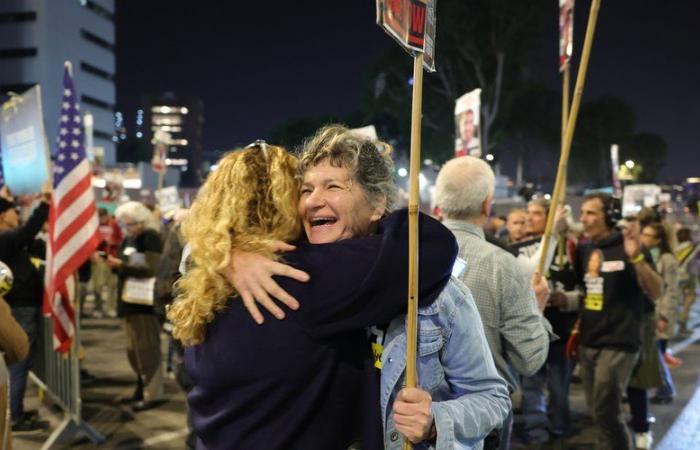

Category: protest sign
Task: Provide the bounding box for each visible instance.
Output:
[376,0,436,71]
[0,85,51,194]
[622,184,662,217]
[155,185,181,217]
[349,125,378,140]
[454,88,482,158]
[559,0,574,72]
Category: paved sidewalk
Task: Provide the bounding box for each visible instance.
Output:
[13,299,700,449]
[14,318,188,450]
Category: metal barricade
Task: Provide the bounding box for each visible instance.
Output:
[29,313,104,449]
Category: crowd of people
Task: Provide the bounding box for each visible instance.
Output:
[1,124,699,450]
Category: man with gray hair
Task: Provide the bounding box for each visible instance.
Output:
[434,156,552,450]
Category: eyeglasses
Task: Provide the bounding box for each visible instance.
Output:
[121,221,142,228]
[245,139,269,161]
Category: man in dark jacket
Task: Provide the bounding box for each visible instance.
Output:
[0,193,50,432]
[571,193,663,450]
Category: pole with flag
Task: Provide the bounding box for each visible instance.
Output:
[538,0,602,274]
[376,1,436,448]
[43,62,102,353]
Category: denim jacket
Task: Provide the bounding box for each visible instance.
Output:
[380,276,510,450]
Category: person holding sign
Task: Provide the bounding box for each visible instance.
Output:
[107,201,165,413]
[0,185,50,432]
[181,127,508,449]
[171,138,460,449]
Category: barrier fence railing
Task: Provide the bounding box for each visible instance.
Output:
[29,311,104,449]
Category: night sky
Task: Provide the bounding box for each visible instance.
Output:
[116,1,698,182]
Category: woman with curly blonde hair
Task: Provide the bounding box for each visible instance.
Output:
[172,139,457,450]
[168,142,301,345]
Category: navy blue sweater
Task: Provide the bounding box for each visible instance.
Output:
[185,210,457,450]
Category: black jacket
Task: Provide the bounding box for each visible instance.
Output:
[185,210,457,450]
[575,231,651,352]
[0,202,49,309]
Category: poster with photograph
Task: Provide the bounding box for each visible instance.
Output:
[155,185,181,217]
[350,125,378,141]
[0,85,51,194]
[454,88,482,158]
[622,184,662,217]
[559,0,574,72]
[376,0,437,72]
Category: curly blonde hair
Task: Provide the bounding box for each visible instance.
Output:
[168,144,302,345]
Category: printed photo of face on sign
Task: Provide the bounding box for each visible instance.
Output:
[584,249,604,311]
[454,88,482,158]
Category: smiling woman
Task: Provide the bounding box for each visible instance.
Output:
[169,137,459,449]
[297,125,396,244]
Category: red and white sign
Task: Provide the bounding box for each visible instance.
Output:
[377,0,437,71]
[559,0,574,71]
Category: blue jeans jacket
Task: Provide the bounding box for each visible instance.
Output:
[380,277,511,449]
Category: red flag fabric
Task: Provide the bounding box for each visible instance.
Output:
[43,63,101,353]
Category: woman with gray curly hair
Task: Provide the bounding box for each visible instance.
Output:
[107,201,164,412]
[226,125,509,449]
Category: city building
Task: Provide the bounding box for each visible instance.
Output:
[142,92,204,187]
[0,0,116,164]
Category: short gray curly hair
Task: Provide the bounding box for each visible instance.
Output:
[298,124,397,212]
[115,201,160,231]
[434,156,495,220]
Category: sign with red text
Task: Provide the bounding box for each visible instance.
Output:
[559,0,574,71]
[377,0,437,71]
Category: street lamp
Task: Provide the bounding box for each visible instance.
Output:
[485,153,495,162]
[625,160,635,169]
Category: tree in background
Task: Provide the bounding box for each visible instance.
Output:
[571,96,636,185]
[624,132,667,183]
[362,0,551,162]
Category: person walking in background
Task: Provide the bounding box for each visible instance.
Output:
[641,222,681,407]
[91,208,123,318]
[107,201,165,412]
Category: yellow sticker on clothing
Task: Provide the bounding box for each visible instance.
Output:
[584,275,604,311]
[584,293,604,311]
[372,342,384,369]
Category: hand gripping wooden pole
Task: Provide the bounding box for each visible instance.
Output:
[402,52,424,450]
[538,0,602,274]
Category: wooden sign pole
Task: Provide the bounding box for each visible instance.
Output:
[557,64,571,267]
[538,0,602,274]
[403,51,424,450]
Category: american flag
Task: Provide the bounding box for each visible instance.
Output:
[43,63,101,353]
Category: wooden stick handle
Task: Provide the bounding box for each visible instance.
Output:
[402,52,424,450]
[538,0,601,274]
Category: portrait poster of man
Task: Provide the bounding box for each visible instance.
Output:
[559,0,574,71]
[454,88,482,158]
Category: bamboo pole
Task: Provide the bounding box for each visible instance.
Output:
[556,64,571,267]
[402,52,424,450]
[538,0,602,274]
